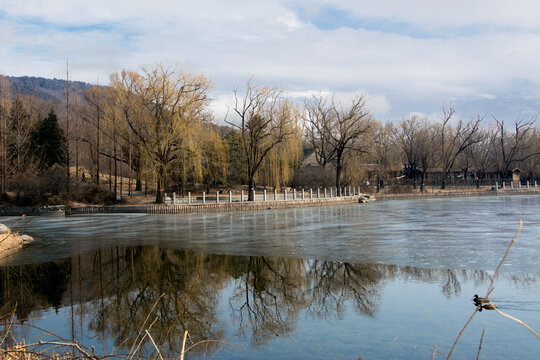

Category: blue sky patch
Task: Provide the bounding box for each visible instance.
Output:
[1,10,139,40]
[297,5,487,39]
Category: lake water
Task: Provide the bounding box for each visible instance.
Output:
[0,195,539,359]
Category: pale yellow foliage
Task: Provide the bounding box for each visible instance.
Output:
[109,64,212,202]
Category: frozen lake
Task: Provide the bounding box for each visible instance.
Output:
[0,195,539,359]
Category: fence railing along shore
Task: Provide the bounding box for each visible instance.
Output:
[162,186,365,206]
[2,182,539,217]
[67,187,371,215]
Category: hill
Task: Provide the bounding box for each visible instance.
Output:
[6,76,92,103]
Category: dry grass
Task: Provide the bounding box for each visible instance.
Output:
[0,233,23,258]
[0,219,32,260]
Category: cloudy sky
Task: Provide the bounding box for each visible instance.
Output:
[1,0,540,120]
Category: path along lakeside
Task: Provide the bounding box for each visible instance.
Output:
[0,187,538,217]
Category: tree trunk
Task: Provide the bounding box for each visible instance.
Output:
[248,175,255,201]
[108,151,112,191]
[135,150,143,191]
[441,173,447,189]
[335,153,343,190]
[155,164,166,203]
[144,172,148,197]
[114,132,117,200]
[1,118,5,195]
[96,114,100,186]
[128,142,132,196]
[335,165,342,190]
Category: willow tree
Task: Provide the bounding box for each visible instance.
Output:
[180,120,229,192]
[258,110,302,190]
[225,80,301,200]
[111,65,211,203]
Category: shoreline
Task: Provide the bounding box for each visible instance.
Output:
[0,189,538,217]
[374,188,540,201]
[65,195,371,215]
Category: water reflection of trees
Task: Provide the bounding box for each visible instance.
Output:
[308,261,383,319]
[0,248,537,354]
[228,256,309,345]
[82,247,227,356]
[0,261,71,319]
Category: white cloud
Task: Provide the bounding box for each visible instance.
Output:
[0,0,539,119]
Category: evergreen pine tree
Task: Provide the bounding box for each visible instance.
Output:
[31,109,66,170]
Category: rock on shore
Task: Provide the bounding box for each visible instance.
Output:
[0,223,33,256]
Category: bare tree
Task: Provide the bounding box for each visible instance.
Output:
[83,85,104,185]
[464,126,497,188]
[65,61,71,195]
[304,95,334,167]
[0,76,11,194]
[7,98,33,175]
[393,116,421,188]
[437,105,483,189]
[226,79,300,201]
[521,131,540,179]
[304,94,374,188]
[493,116,540,179]
[415,117,436,191]
[372,122,397,190]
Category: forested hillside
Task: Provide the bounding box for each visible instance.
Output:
[7,76,91,104]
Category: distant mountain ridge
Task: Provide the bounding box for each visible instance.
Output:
[7,76,92,103]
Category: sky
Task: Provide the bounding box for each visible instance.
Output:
[1,0,540,121]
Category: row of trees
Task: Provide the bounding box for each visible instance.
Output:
[390,108,540,190]
[0,64,539,204]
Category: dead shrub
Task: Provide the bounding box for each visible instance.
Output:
[75,185,117,205]
[8,164,68,206]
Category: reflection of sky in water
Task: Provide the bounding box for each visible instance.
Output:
[2,195,540,272]
[12,258,540,360]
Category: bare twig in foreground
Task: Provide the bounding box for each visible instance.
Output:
[492,304,540,340]
[483,219,539,339]
[38,340,98,360]
[476,328,485,360]
[145,330,163,360]
[126,293,164,360]
[431,343,438,360]
[486,220,522,298]
[445,308,479,359]
[447,221,520,359]
[179,330,188,360]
